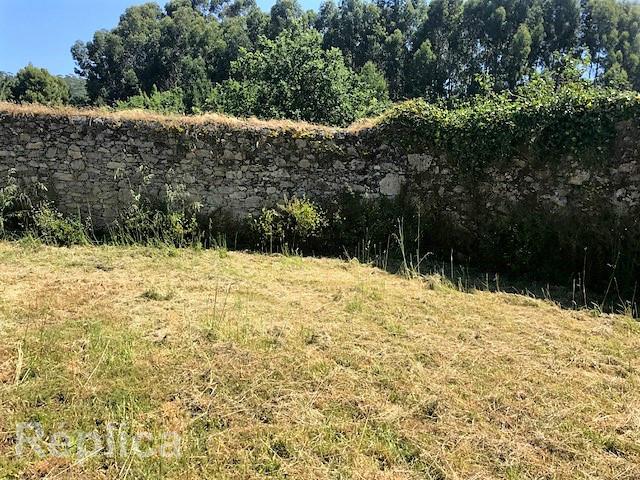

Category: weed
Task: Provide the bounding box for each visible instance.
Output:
[345,297,363,313]
[32,204,88,246]
[141,288,174,301]
[253,197,326,253]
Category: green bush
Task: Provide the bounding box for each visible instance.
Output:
[0,173,49,239]
[10,65,70,106]
[32,204,89,246]
[0,174,88,246]
[208,28,389,126]
[116,86,186,114]
[0,72,15,101]
[253,197,326,253]
[0,173,27,237]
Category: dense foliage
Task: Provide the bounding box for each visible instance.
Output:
[367,80,640,297]
[116,85,187,113]
[0,69,89,107]
[9,65,70,106]
[209,28,389,124]
[59,75,90,106]
[378,72,640,167]
[0,72,14,102]
[33,0,636,124]
[253,197,327,253]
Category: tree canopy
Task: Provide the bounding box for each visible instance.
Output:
[6,0,640,125]
[10,66,70,106]
[0,72,15,102]
[208,28,389,125]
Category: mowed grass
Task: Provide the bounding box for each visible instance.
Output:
[0,243,638,479]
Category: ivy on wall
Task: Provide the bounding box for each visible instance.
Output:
[376,80,640,169]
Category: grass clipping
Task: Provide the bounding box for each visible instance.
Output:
[0,243,638,479]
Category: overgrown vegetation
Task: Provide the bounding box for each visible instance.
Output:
[0,172,87,245]
[0,72,14,102]
[253,197,327,254]
[108,178,205,248]
[378,73,640,167]
[0,70,88,106]
[7,65,70,106]
[0,161,636,317]
[208,28,390,125]
[116,86,186,115]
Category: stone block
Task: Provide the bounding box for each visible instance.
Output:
[379,173,403,196]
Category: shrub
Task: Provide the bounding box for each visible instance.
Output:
[253,197,326,253]
[0,174,88,246]
[10,65,70,106]
[0,72,15,101]
[377,79,640,169]
[32,204,89,246]
[116,86,186,114]
[0,173,45,239]
[0,173,26,237]
[208,29,389,126]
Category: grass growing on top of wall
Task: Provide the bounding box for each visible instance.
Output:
[3,76,638,145]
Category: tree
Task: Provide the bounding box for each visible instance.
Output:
[0,72,15,101]
[618,3,640,89]
[268,0,303,37]
[10,65,70,105]
[582,0,620,79]
[383,28,407,98]
[159,4,227,92]
[603,59,631,88]
[506,23,533,87]
[60,75,89,106]
[72,3,163,104]
[408,39,437,97]
[69,0,640,120]
[72,2,225,106]
[582,0,640,88]
[208,28,388,125]
[355,60,391,116]
[318,0,386,70]
[459,0,539,92]
[411,0,465,98]
[245,5,270,43]
[540,0,581,63]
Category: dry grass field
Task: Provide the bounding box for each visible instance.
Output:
[0,242,638,479]
[0,102,347,133]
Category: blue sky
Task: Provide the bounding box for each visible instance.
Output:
[0,0,321,76]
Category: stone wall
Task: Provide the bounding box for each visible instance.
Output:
[0,106,408,226]
[0,104,638,231]
[404,119,640,231]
